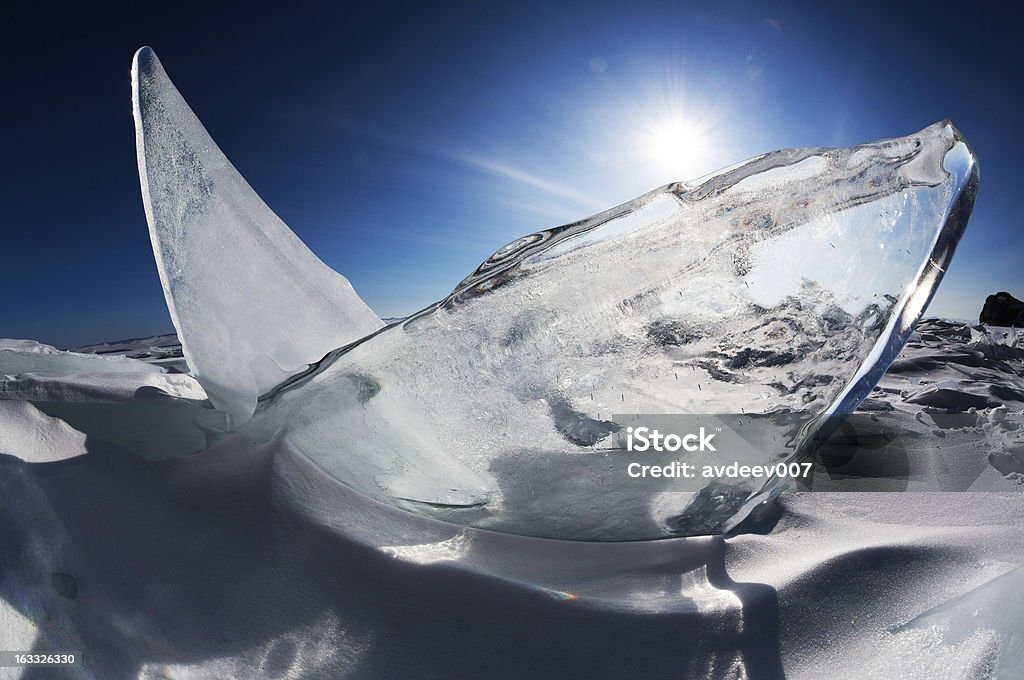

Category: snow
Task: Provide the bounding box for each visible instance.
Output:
[0,400,87,463]
[0,341,217,460]
[2,324,1023,677]
[0,370,206,403]
[0,427,1022,679]
[0,338,163,379]
[73,332,188,373]
[901,565,1024,677]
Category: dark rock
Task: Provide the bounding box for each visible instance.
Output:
[980,291,1024,326]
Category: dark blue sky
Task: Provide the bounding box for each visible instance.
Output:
[2,1,1019,348]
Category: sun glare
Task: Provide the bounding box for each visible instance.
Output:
[647,119,714,181]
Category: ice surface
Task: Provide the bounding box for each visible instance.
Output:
[244,121,978,540]
[74,332,188,372]
[0,338,164,378]
[0,340,220,458]
[132,48,384,427]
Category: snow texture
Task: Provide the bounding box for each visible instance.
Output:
[1,425,1023,679]
[0,400,87,463]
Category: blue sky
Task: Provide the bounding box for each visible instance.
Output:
[1,1,1019,347]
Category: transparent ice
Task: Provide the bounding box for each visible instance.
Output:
[135,49,978,540]
[132,48,383,428]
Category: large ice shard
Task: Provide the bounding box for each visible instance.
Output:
[244,121,977,540]
[132,47,384,427]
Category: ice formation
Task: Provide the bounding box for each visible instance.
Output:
[132,49,977,540]
[244,123,978,540]
[132,47,383,427]
[0,338,163,379]
[0,339,217,458]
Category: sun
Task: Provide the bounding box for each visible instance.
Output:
[646,119,714,181]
